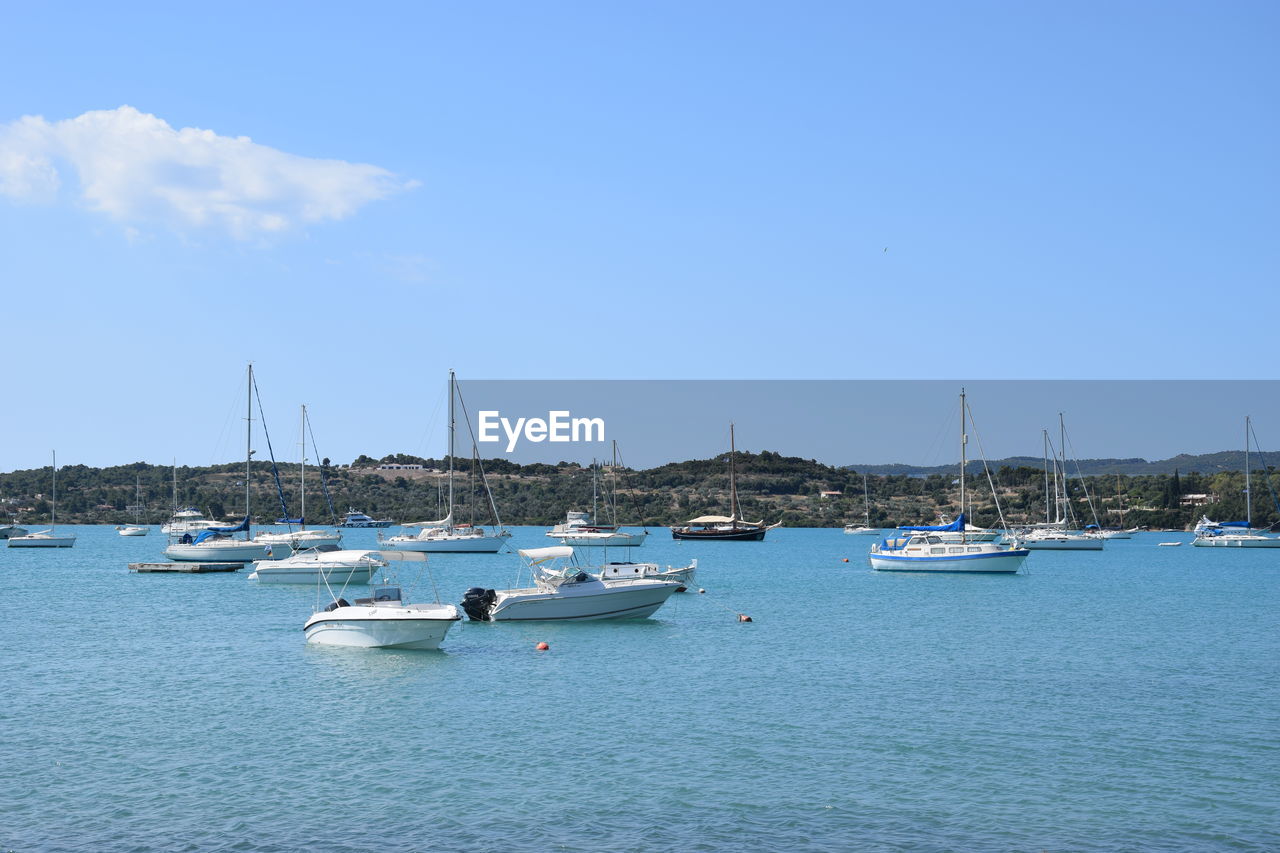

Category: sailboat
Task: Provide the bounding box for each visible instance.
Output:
[381,370,510,553]
[1098,474,1138,538]
[671,424,774,541]
[8,451,76,548]
[1019,420,1105,551]
[163,364,292,563]
[869,390,1028,573]
[258,405,343,551]
[160,461,220,535]
[1193,416,1280,548]
[117,473,149,536]
[547,443,648,547]
[843,473,880,535]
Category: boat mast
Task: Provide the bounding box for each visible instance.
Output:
[51,450,57,531]
[447,369,455,530]
[591,458,599,522]
[959,389,967,544]
[1059,412,1068,527]
[863,472,871,527]
[1246,415,1252,528]
[730,422,740,525]
[299,404,307,529]
[1043,430,1051,525]
[246,363,253,539]
[172,458,178,512]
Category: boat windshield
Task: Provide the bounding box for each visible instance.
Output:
[372,586,402,602]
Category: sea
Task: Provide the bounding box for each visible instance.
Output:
[1,526,1276,852]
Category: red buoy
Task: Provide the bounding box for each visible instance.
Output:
[535,641,550,651]
[842,557,850,562]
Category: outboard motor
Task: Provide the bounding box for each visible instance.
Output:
[461,587,496,622]
[322,597,351,612]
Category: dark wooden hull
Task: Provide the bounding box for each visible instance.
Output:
[671,526,768,541]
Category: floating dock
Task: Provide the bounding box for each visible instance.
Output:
[129,562,242,573]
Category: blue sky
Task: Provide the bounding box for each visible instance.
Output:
[0,2,1276,471]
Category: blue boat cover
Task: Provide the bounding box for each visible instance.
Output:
[898,513,965,532]
[276,517,303,525]
[1219,520,1250,528]
[192,515,250,544]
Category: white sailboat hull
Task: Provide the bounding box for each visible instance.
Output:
[488,581,679,621]
[1192,535,1280,548]
[554,531,648,547]
[381,533,506,553]
[8,531,76,548]
[256,529,344,549]
[843,526,881,535]
[304,606,460,649]
[164,540,291,562]
[118,526,150,537]
[1021,535,1105,551]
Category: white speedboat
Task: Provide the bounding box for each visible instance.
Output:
[461,546,681,621]
[117,525,150,537]
[547,511,648,547]
[337,509,395,528]
[249,546,389,584]
[870,390,1028,574]
[304,585,460,650]
[8,452,75,548]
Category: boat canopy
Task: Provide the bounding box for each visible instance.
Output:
[403,512,452,529]
[518,546,575,564]
[898,513,966,533]
[686,515,737,524]
[1219,520,1251,528]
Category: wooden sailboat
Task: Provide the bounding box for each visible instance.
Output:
[671,424,774,541]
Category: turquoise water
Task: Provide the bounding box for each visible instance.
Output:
[2,527,1277,851]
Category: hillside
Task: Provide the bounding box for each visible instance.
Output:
[3,450,1278,530]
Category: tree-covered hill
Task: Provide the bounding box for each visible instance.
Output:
[2,452,1276,531]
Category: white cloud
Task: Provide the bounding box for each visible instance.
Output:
[0,106,414,239]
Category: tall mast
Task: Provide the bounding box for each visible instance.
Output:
[1059,412,1067,526]
[730,423,739,524]
[1043,430,1051,524]
[246,363,253,536]
[447,369,455,528]
[300,404,307,529]
[172,458,178,511]
[959,389,967,543]
[863,472,871,527]
[591,459,599,521]
[51,450,57,530]
[1246,415,1252,528]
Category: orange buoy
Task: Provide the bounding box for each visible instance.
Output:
[738,614,753,623]
[842,557,850,562]
[535,641,550,651]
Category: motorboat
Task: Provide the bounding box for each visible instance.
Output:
[249,546,390,584]
[870,390,1028,573]
[304,585,460,650]
[8,451,75,549]
[117,526,149,537]
[672,424,773,541]
[461,546,681,621]
[337,509,395,528]
[161,508,220,536]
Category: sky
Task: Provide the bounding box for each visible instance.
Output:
[0,2,1276,472]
